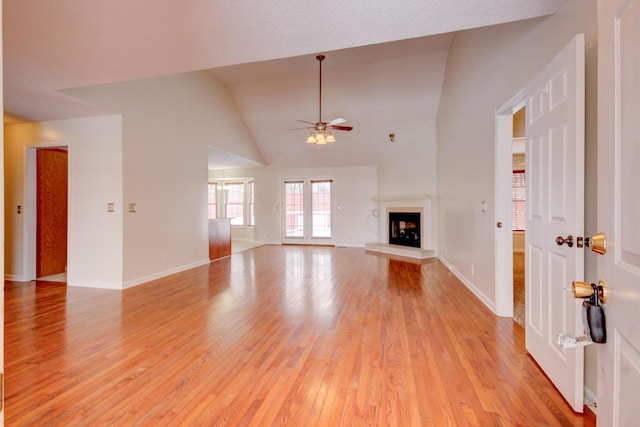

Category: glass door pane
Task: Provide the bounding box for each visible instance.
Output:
[284,181,304,238]
[311,180,332,238]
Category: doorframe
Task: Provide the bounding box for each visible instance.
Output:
[281,177,335,245]
[494,92,525,317]
[24,143,70,281]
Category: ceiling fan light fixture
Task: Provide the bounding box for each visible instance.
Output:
[306,133,316,144]
[326,131,335,143]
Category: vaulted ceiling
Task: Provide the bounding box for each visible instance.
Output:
[3,0,567,168]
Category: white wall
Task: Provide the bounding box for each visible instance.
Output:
[4,116,124,288]
[436,0,597,399]
[378,122,438,198]
[437,0,597,306]
[231,165,378,247]
[66,71,265,285]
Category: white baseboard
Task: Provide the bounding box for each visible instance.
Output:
[68,279,123,290]
[123,258,211,289]
[584,385,597,415]
[437,255,497,314]
[4,274,29,282]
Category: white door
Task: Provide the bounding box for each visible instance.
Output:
[282,179,333,245]
[525,34,586,412]
[597,0,640,424]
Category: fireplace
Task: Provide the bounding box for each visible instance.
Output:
[388,212,421,248]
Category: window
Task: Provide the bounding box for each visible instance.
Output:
[208,177,254,227]
[248,180,255,227]
[225,182,245,226]
[311,180,332,238]
[207,182,217,219]
[512,170,526,231]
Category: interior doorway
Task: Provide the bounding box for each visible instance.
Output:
[494,92,525,318]
[511,107,526,327]
[27,146,69,283]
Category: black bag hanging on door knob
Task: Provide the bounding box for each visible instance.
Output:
[582,296,606,343]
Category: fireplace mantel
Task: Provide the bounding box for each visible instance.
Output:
[371,194,433,202]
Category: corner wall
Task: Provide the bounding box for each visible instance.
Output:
[436,0,596,310]
[233,165,378,247]
[66,71,265,285]
[4,116,124,288]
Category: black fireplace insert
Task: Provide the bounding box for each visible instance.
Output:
[388,212,420,248]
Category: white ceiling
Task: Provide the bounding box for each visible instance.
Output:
[3,0,568,169]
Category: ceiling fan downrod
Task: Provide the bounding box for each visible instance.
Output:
[316,54,325,124]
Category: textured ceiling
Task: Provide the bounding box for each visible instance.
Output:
[3,0,568,168]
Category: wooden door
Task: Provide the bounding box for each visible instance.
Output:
[37,148,68,278]
[597,0,640,424]
[524,34,586,412]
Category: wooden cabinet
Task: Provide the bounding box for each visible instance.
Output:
[208,219,231,260]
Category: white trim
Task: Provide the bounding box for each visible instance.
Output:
[493,91,526,317]
[4,274,28,282]
[439,255,496,314]
[68,280,123,290]
[371,194,433,202]
[122,259,210,289]
[584,385,597,415]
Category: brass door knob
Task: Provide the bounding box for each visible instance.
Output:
[571,280,608,304]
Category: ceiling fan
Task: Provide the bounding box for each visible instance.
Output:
[291,54,353,145]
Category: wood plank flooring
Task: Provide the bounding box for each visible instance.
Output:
[5,245,596,426]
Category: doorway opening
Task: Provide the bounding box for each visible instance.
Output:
[494,92,525,318]
[282,178,333,245]
[512,107,526,327]
[26,146,69,283]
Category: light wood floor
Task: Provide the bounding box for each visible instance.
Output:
[5,245,596,426]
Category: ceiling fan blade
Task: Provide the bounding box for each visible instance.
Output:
[288,126,313,131]
[330,125,353,131]
[328,117,347,126]
[296,119,315,125]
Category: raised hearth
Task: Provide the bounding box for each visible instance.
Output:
[364,243,435,260]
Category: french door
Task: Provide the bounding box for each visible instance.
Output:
[282,179,333,245]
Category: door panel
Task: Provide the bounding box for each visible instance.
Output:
[36,148,68,278]
[525,34,585,412]
[598,0,640,424]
